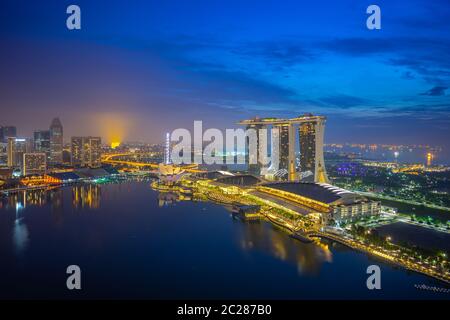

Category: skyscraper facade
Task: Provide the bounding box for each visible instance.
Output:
[23,153,47,176]
[1,126,17,143]
[71,137,83,166]
[299,122,316,180]
[239,115,329,183]
[71,136,102,168]
[298,120,328,183]
[49,118,63,164]
[34,130,51,160]
[246,122,264,175]
[278,124,289,172]
[7,137,29,169]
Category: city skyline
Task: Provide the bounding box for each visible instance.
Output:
[1,0,450,304]
[0,0,449,148]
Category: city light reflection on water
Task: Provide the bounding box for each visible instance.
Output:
[0,180,447,299]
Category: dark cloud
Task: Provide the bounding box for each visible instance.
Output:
[420,86,448,96]
[317,94,371,109]
[232,40,315,68]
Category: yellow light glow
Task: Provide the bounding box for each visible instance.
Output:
[90,112,133,147]
[111,141,121,149]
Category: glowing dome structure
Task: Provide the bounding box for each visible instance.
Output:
[158,163,186,186]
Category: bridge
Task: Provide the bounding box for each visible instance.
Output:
[101,153,205,173]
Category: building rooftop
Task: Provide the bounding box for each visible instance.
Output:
[215,174,262,186]
[47,172,80,181]
[262,182,360,204]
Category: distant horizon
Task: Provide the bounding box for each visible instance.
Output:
[3,119,448,150]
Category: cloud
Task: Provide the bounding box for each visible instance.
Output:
[401,71,415,80]
[317,94,371,109]
[420,86,448,96]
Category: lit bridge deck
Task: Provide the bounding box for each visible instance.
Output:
[101,153,205,173]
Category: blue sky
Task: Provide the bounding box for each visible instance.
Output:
[0,0,449,147]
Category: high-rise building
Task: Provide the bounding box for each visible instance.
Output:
[239,114,329,183]
[246,122,264,175]
[299,122,316,180]
[7,137,30,169]
[278,124,289,171]
[298,120,328,183]
[34,130,51,159]
[71,136,102,168]
[0,142,7,165]
[49,118,63,164]
[23,153,47,176]
[1,126,17,143]
[71,137,83,166]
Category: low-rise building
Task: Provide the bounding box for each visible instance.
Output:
[257,182,380,225]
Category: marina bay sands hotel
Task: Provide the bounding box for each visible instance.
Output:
[238,114,328,183]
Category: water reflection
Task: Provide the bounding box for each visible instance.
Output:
[72,184,101,209]
[0,183,101,211]
[157,192,180,207]
[3,183,333,275]
[4,183,331,275]
[154,187,333,276]
[13,218,29,256]
[238,221,332,275]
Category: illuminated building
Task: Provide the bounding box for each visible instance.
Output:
[7,137,30,169]
[257,182,380,225]
[276,124,290,173]
[0,126,17,143]
[299,122,315,181]
[34,130,51,160]
[71,137,83,166]
[157,163,186,186]
[245,121,264,176]
[23,153,46,176]
[0,142,7,165]
[49,118,63,164]
[0,167,13,180]
[239,114,328,183]
[71,136,102,168]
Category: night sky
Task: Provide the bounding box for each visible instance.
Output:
[0,0,449,148]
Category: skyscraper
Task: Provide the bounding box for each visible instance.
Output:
[1,126,17,143]
[34,130,51,160]
[7,137,29,169]
[299,122,316,179]
[246,122,264,175]
[239,114,329,183]
[71,137,83,166]
[49,118,63,164]
[278,124,289,172]
[71,136,102,168]
[298,120,328,183]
